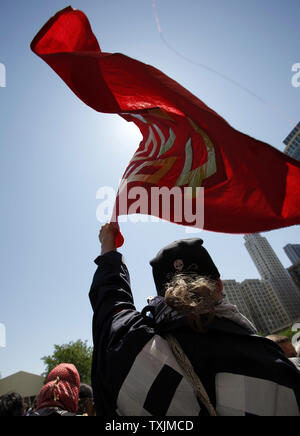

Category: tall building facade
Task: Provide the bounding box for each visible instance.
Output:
[223,279,290,335]
[283,122,300,298]
[244,233,300,323]
[240,280,290,334]
[287,262,300,292]
[222,280,254,325]
[284,244,300,265]
[283,121,300,160]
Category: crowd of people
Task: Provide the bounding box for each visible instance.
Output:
[1,223,300,416]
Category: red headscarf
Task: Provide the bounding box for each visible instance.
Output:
[36,363,80,413]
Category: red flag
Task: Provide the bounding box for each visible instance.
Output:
[31,7,300,245]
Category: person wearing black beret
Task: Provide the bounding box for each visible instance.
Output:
[89,223,300,417]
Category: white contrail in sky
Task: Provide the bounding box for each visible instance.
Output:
[151,1,297,129]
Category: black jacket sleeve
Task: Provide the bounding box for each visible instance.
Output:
[89,251,135,415]
[89,251,155,415]
[89,251,135,320]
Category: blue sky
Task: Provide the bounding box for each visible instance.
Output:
[0,0,299,378]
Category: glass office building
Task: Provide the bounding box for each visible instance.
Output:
[283,121,300,161]
[284,244,300,265]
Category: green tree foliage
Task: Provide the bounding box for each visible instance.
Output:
[42,340,93,384]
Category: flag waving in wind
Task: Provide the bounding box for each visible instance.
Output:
[31,7,300,245]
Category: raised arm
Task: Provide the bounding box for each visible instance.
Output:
[99,222,117,256]
[89,223,134,316]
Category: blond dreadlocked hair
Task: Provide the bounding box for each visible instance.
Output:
[164,274,221,333]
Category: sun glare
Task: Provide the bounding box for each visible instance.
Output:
[112,116,143,153]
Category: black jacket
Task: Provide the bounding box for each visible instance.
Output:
[28,407,76,416]
[89,251,300,416]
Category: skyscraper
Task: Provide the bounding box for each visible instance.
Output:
[287,262,300,292]
[234,123,300,330]
[240,280,290,334]
[284,244,300,265]
[283,121,300,161]
[223,279,290,335]
[283,123,300,301]
[222,280,254,325]
[244,233,300,322]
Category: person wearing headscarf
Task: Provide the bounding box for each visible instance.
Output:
[89,223,300,416]
[29,363,80,416]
